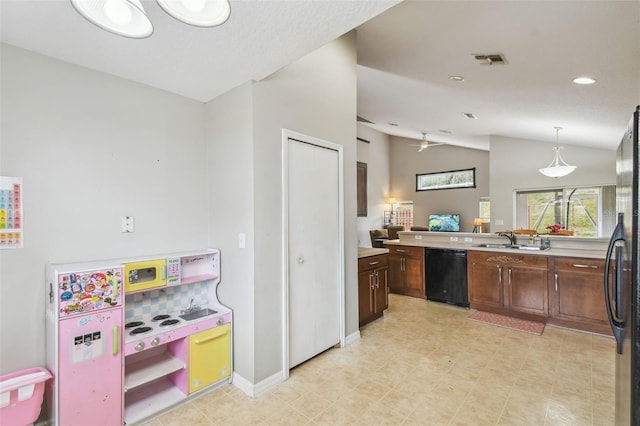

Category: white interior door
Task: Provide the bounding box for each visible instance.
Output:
[285,133,343,369]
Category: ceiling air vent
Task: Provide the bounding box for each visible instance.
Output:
[473,53,507,65]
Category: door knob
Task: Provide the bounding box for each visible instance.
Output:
[298,256,305,264]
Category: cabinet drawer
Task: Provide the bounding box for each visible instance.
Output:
[552,257,605,272]
[470,251,548,269]
[387,245,423,257]
[358,254,388,272]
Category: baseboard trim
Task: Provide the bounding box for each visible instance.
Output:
[344,330,360,346]
[232,370,286,398]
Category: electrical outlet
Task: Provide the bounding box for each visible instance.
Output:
[464,237,473,242]
[414,235,423,240]
[450,236,458,242]
[121,216,135,233]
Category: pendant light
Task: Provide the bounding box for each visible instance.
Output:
[70,0,153,38]
[539,127,576,178]
[157,0,231,27]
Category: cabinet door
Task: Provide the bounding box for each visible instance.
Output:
[388,254,405,292]
[374,267,388,313]
[468,261,503,308]
[58,309,123,426]
[551,258,608,324]
[358,270,374,325]
[189,324,231,393]
[507,266,548,315]
[404,256,425,296]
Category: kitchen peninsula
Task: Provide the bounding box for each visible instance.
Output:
[383,231,611,335]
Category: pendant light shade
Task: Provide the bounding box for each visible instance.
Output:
[539,127,576,178]
[157,0,231,27]
[71,0,153,38]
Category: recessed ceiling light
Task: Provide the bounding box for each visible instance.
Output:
[573,77,596,85]
[463,113,477,119]
[449,76,464,82]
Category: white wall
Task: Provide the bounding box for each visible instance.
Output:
[356,124,391,246]
[389,136,490,232]
[489,135,616,232]
[0,43,209,373]
[205,82,255,382]
[251,32,358,382]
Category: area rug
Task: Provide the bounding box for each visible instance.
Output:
[468,310,545,335]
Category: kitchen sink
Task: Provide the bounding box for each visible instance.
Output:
[474,243,514,248]
[179,308,218,321]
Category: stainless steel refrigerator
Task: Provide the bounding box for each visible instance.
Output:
[605,105,640,425]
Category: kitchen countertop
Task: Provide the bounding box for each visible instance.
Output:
[358,247,389,258]
[384,232,608,259]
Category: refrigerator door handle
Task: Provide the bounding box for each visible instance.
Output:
[604,212,625,354]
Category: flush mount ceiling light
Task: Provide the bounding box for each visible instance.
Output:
[449,75,464,82]
[157,0,231,27]
[71,0,153,38]
[573,76,596,85]
[539,127,577,178]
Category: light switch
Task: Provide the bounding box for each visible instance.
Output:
[121,216,135,233]
[238,233,246,249]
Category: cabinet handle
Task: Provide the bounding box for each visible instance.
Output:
[194,329,228,344]
[554,273,558,292]
[112,326,119,355]
[572,264,598,269]
[498,265,502,285]
[508,268,512,286]
[369,261,380,266]
[375,271,380,288]
[396,249,408,253]
[370,272,375,290]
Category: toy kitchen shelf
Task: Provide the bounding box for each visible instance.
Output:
[124,350,184,392]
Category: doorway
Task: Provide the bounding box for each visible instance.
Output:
[282,129,344,373]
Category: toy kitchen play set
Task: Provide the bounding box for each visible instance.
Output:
[45,249,232,425]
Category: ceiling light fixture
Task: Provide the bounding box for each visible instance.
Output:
[463,112,477,119]
[157,0,231,27]
[449,75,464,82]
[71,0,153,38]
[539,127,576,178]
[71,0,231,38]
[573,77,596,85]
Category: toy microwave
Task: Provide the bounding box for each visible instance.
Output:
[123,259,166,293]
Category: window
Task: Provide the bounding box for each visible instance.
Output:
[514,185,615,237]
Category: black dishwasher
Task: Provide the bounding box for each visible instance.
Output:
[424,248,469,307]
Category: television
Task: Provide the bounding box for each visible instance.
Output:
[428,214,461,232]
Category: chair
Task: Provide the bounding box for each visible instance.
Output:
[386,225,404,240]
[369,229,389,248]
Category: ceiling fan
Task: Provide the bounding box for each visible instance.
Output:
[409,133,444,152]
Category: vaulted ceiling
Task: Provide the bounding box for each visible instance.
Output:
[2,1,638,151]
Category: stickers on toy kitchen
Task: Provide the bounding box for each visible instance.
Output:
[0,176,23,249]
[59,268,123,316]
[71,331,103,363]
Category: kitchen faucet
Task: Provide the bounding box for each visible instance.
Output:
[498,231,518,246]
[182,298,200,315]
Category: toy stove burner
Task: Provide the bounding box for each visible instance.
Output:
[129,326,152,336]
[160,319,180,327]
[152,314,171,321]
[125,321,144,329]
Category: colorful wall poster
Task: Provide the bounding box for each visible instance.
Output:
[0,176,23,249]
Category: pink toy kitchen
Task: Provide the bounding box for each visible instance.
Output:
[45,249,232,425]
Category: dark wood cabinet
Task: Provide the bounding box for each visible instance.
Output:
[387,245,425,299]
[548,256,610,334]
[468,251,548,318]
[358,254,388,327]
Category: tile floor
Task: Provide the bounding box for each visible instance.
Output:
[147,294,616,425]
